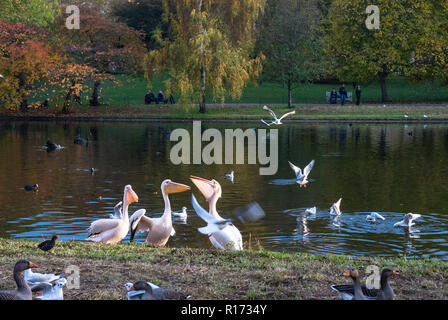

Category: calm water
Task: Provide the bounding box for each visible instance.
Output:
[0,120,447,260]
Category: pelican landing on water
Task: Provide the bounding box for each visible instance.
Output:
[261,105,296,126]
[190,175,243,251]
[129,180,190,247]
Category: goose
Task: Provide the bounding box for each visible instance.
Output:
[172,206,188,221]
[24,184,38,191]
[330,198,342,216]
[331,268,367,300]
[24,268,61,284]
[190,176,243,250]
[37,235,59,252]
[288,160,315,187]
[129,180,190,246]
[127,280,190,300]
[394,213,421,228]
[225,171,234,183]
[0,260,37,300]
[192,194,234,234]
[125,282,159,300]
[331,268,398,300]
[87,185,139,244]
[304,207,317,215]
[31,278,67,300]
[261,105,295,126]
[366,212,385,223]
[74,127,88,145]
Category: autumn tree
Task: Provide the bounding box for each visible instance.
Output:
[257,0,324,108]
[0,0,60,27]
[144,0,266,113]
[324,0,432,102]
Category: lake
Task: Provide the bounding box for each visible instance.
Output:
[0,120,447,260]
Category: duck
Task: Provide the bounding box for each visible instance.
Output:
[394,213,421,228]
[74,127,88,146]
[24,268,61,285]
[190,176,243,250]
[288,160,315,187]
[366,212,385,223]
[24,184,38,191]
[0,260,38,300]
[31,278,67,300]
[192,194,234,234]
[330,198,342,216]
[37,235,59,252]
[225,171,234,183]
[87,185,139,244]
[129,180,190,246]
[261,105,295,126]
[126,281,190,300]
[45,140,61,152]
[172,206,188,221]
[331,268,399,300]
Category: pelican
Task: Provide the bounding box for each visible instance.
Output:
[261,105,295,126]
[288,160,315,187]
[394,213,421,228]
[190,176,243,250]
[192,194,234,234]
[129,180,190,246]
[87,185,138,244]
[225,171,234,183]
[330,198,342,216]
[366,212,385,223]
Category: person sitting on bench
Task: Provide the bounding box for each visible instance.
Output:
[330,88,338,104]
[145,90,155,104]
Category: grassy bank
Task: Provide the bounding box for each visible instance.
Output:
[3,103,448,122]
[0,239,446,300]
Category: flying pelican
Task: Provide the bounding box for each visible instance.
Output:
[330,198,342,216]
[87,185,138,244]
[288,160,315,187]
[366,212,385,223]
[190,176,243,250]
[129,180,190,246]
[394,213,421,228]
[261,105,295,126]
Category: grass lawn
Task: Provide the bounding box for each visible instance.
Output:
[0,239,446,300]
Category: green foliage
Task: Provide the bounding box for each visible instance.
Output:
[0,0,60,27]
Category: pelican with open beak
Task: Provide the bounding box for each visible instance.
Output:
[129,179,190,247]
[190,175,243,251]
[87,185,138,244]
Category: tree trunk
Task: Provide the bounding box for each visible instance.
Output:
[199,67,206,113]
[90,81,101,106]
[287,81,292,108]
[20,98,28,112]
[379,72,389,103]
[63,81,75,114]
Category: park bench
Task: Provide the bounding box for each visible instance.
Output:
[326,91,353,103]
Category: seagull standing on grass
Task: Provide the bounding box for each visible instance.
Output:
[288,160,315,187]
[261,105,296,126]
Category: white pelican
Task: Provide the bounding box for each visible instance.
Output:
[190,176,243,250]
[225,171,234,183]
[330,198,342,216]
[129,180,190,246]
[394,213,421,228]
[87,185,138,244]
[288,160,315,187]
[31,278,66,300]
[172,206,187,221]
[261,105,295,126]
[24,269,61,284]
[366,212,385,223]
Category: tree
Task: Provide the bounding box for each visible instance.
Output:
[0,0,60,27]
[257,0,325,108]
[324,0,432,102]
[144,0,266,113]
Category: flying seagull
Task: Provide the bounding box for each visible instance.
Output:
[288,160,315,187]
[261,105,295,126]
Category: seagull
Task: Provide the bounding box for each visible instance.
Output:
[31,278,67,300]
[404,114,409,119]
[108,201,123,219]
[394,213,421,228]
[330,198,342,216]
[423,115,428,118]
[172,206,188,221]
[304,207,317,215]
[0,74,5,80]
[288,160,315,187]
[366,212,385,223]
[24,269,61,285]
[225,171,234,183]
[191,194,234,235]
[261,105,296,126]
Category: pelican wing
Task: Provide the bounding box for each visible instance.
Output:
[191,194,215,224]
[278,110,296,121]
[129,209,150,234]
[88,218,120,237]
[303,160,315,178]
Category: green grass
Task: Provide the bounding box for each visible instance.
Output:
[0,239,447,300]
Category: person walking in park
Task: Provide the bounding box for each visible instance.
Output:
[339,83,347,106]
[355,85,362,106]
[169,92,175,104]
[330,88,338,104]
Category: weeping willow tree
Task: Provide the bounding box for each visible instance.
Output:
[144,0,266,113]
